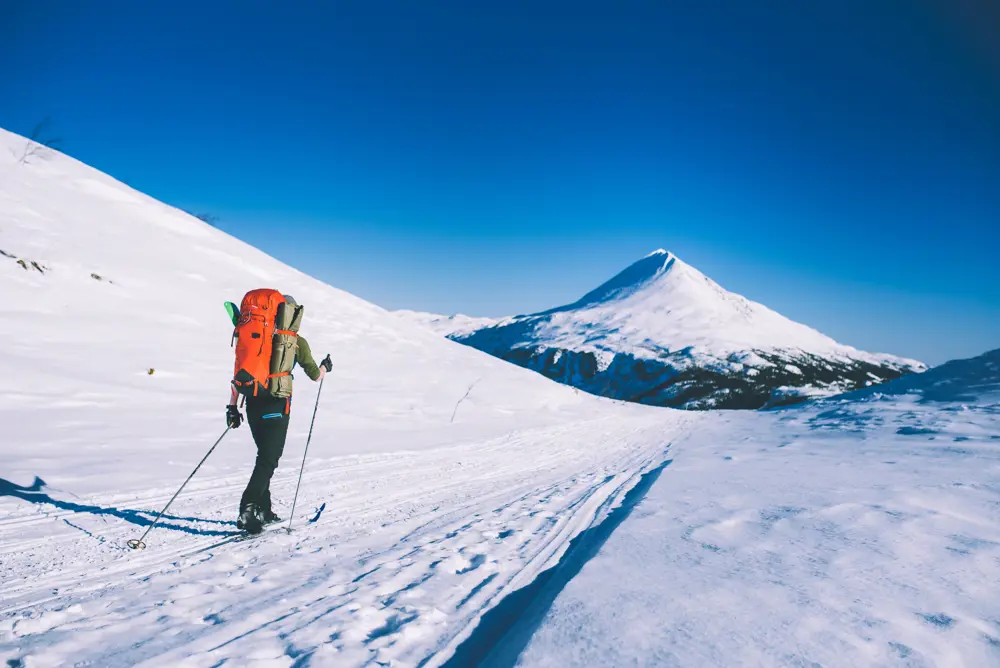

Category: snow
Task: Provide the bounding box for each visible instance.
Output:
[0,127,686,665]
[2,126,995,667]
[517,350,1000,667]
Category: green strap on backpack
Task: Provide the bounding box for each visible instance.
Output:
[225,301,240,326]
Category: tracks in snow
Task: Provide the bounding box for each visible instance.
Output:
[0,413,692,667]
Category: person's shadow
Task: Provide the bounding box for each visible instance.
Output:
[1,476,235,537]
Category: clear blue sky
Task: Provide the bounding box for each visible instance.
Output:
[2,0,998,365]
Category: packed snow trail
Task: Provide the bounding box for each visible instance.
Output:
[1,413,694,666]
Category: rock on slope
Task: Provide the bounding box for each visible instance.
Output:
[399,250,925,409]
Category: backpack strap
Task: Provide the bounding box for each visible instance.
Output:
[275,329,298,337]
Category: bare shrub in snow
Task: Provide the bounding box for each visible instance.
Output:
[14,118,62,165]
[183,210,220,227]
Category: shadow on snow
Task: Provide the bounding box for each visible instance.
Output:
[438,456,674,668]
[0,475,235,537]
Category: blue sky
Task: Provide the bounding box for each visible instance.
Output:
[1,0,998,364]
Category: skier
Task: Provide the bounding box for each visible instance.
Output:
[225,293,332,533]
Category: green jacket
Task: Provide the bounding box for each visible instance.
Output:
[295,335,322,381]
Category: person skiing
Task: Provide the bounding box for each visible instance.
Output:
[225,293,331,533]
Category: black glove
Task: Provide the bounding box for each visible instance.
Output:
[226,404,243,429]
[320,354,332,373]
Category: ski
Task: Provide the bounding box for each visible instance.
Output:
[184,521,286,557]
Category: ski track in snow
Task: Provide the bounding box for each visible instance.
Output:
[1,414,694,667]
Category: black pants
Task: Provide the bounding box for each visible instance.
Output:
[239,394,291,513]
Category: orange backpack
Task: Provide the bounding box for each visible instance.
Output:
[232,289,289,398]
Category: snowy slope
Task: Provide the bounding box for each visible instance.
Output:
[0,124,647,491]
[400,250,925,409]
[0,127,689,666]
[511,350,1000,667]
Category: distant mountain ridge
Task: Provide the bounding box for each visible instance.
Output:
[845,348,999,403]
[398,250,926,409]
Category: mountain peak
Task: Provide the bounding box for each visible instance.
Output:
[464,247,924,373]
[554,249,680,312]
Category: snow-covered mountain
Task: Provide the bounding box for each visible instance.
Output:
[399,249,925,409]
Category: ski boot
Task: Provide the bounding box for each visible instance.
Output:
[237,503,263,534]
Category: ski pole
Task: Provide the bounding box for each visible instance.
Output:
[287,355,329,533]
[127,427,231,550]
